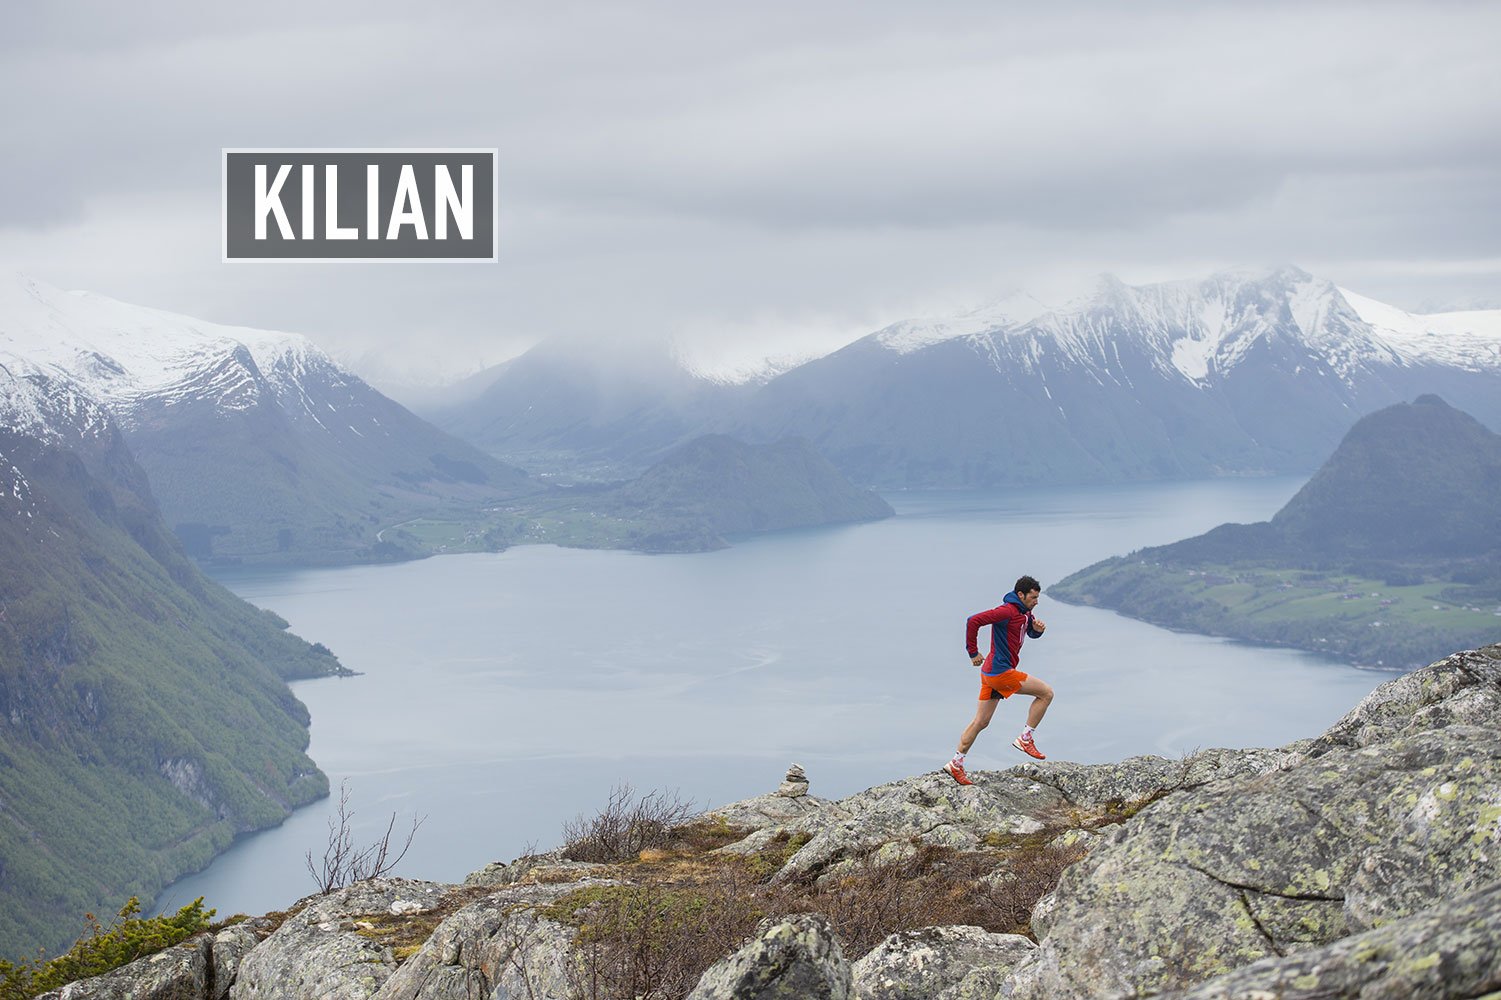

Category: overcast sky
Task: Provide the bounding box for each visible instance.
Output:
[2,1,1498,391]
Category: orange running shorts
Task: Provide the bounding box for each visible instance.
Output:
[979,669,1029,701]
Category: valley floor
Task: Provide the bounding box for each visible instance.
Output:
[1053,559,1501,669]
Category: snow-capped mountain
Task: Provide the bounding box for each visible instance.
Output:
[386,264,1501,489]
[1339,288,1501,372]
[726,266,1501,487]
[871,289,1058,356]
[0,273,535,562]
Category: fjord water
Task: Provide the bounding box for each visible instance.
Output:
[162,478,1383,917]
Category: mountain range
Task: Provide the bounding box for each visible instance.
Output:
[0,363,343,955]
[424,266,1501,487]
[0,274,538,565]
[7,266,1497,562]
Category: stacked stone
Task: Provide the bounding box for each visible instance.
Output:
[775,762,809,798]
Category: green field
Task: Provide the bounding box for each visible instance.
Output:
[372,497,723,558]
[1053,559,1501,669]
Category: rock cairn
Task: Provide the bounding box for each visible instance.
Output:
[775,762,809,798]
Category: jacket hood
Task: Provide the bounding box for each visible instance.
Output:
[1003,591,1030,613]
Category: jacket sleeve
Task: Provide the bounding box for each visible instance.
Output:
[966,606,1009,657]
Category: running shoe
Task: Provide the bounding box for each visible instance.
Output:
[1012,734,1046,760]
[943,760,974,786]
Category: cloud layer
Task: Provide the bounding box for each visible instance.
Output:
[2,1,1498,386]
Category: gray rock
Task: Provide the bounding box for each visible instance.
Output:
[1007,743,1309,808]
[37,934,211,999]
[765,772,1061,883]
[460,861,510,887]
[714,744,1300,886]
[373,880,613,1000]
[704,792,835,832]
[230,879,449,1000]
[1309,644,1501,756]
[1156,879,1501,1000]
[211,920,272,1000]
[687,913,852,1000]
[1003,647,1501,1000]
[850,925,1034,1000]
[458,850,605,889]
[1027,890,1060,941]
[935,964,1013,1000]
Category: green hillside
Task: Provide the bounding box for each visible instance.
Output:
[0,420,343,956]
[1052,396,1501,668]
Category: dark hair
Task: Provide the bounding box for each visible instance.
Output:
[1014,575,1042,596]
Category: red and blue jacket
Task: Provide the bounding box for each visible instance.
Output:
[966,591,1044,676]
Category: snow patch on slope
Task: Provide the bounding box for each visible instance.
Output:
[0,362,113,446]
[0,273,339,421]
[1,448,35,520]
[1170,336,1213,382]
[0,364,116,522]
[875,291,1055,355]
[676,348,817,386]
[1340,288,1501,372]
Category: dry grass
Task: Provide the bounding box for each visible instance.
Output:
[538,816,1089,1000]
[350,883,497,962]
[783,839,1085,957]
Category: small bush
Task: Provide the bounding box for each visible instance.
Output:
[550,866,767,1000]
[0,897,214,1000]
[668,815,754,856]
[782,839,1086,956]
[306,781,425,894]
[561,784,696,863]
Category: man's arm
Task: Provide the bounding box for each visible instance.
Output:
[1028,616,1046,639]
[966,605,1013,657]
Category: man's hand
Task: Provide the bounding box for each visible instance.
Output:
[1032,619,1046,633]
[971,654,984,667]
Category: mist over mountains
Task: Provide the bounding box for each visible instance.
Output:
[425,266,1501,487]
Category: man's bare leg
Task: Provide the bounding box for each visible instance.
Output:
[1016,675,1054,729]
[945,697,1000,784]
[1012,675,1054,759]
[958,697,1000,754]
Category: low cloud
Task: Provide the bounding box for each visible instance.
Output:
[1,1,1497,379]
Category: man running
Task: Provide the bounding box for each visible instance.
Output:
[944,575,1054,785]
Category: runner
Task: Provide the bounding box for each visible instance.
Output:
[943,575,1055,785]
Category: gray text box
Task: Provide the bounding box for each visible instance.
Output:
[223,149,496,261]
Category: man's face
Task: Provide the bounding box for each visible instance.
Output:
[1019,589,1040,610]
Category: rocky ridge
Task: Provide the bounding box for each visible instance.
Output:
[42,643,1501,1000]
